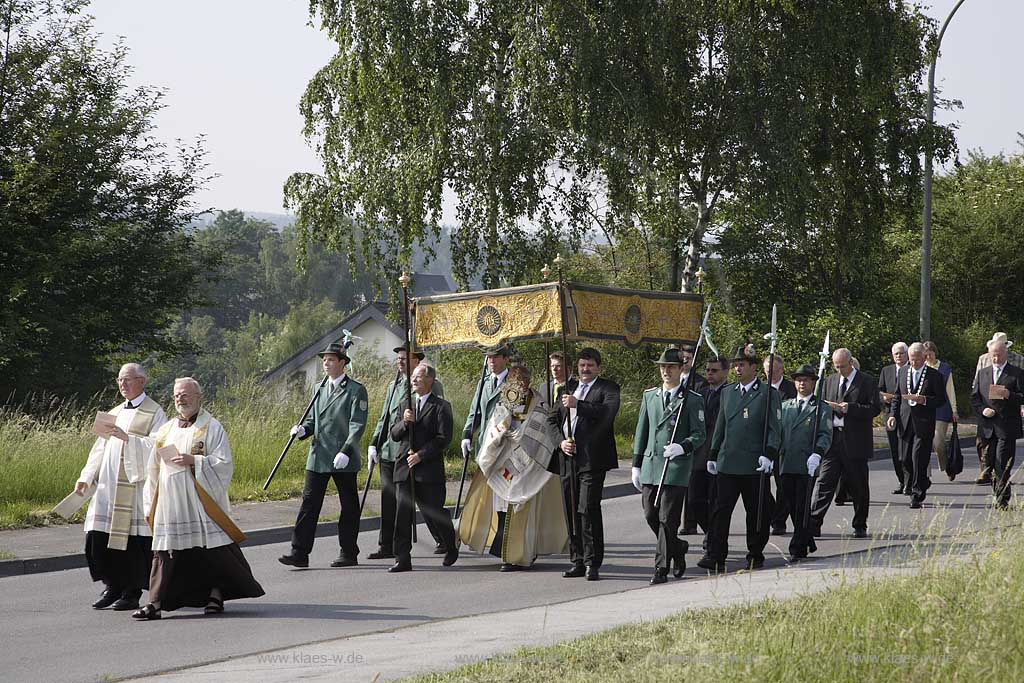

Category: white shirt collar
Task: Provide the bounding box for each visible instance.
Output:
[124,392,147,408]
[663,383,681,400]
[330,373,347,389]
[841,368,857,384]
[739,378,758,392]
[492,368,509,384]
[771,379,783,390]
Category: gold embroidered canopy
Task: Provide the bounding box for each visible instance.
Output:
[413,282,703,351]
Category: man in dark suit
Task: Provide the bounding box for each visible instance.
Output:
[809,347,881,537]
[550,347,621,581]
[680,345,709,392]
[878,342,909,494]
[682,356,729,535]
[969,338,1024,508]
[765,355,797,535]
[387,363,458,572]
[888,342,946,509]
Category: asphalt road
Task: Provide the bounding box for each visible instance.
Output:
[0,449,1010,683]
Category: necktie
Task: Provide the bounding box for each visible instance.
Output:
[124,401,136,410]
[839,377,848,400]
[663,391,671,409]
[491,376,499,392]
[797,399,806,415]
[995,365,1002,383]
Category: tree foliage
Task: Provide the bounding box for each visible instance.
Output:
[0,1,213,400]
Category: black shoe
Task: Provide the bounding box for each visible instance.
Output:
[789,553,808,562]
[650,570,668,585]
[910,500,922,510]
[433,543,447,555]
[673,553,686,578]
[131,603,161,620]
[330,554,358,567]
[679,527,698,535]
[388,559,412,573]
[835,499,847,506]
[562,563,586,578]
[770,526,787,536]
[499,563,525,572]
[586,566,600,581]
[853,528,868,539]
[278,554,309,568]
[901,488,912,496]
[368,549,394,560]
[975,476,992,485]
[809,538,818,553]
[948,473,956,481]
[892,488,905,495]
[443,547,459,567]
[747,557,765,570]
[91,587,121,609]
[697,556,725,571]
[111,589,142,611]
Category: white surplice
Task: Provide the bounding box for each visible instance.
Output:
[77,396,167,536]
[142,410,235,550]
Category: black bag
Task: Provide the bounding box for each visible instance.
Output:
[946,423,964,476]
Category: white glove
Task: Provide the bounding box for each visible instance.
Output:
[631,466,642,492]
[461,438,472,457]
[333,452,350,469]
[756,456,773,474]
[367,446,378,469]
[807,453,822,477]
[663,443,685,460]
[290,425,306,438]
[706,461,717,475]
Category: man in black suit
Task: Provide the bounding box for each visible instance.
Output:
[969,338,1024,508]
[682,356,729,535]
[387,363,458,572]
[550,347,621,581]
[680,345,709,392]
[765,355,797,535]
[809,347,881,537]
[878,342,909,494]
[888,342,946,509]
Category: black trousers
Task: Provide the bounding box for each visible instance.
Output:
[780,474,816,557]
[641,484,686,571]
[770,470,789,531]
[900,429,934,503]
[683,467,714,533]
[988,436,1016,507]
[887,428,904,488]
[378,461,447,552]
[976,435,995,480]
[84,530,152,592]
[810,431,870,531]
[559,465,606,568]
[705,473,771,563]
[290,470,360,559]
[394,479,456,561]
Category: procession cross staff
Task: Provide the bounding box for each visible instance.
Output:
[804,330,831,530]
[554,254,581,540]
[654,303,712,508]
[263,374,329,490]
[400,272,416,543]
[756,303,778,532]
[360,366,401,517]
[453,357,488,520]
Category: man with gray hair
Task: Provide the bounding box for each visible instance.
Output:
[809,348,880,537]
[970,338,1024,508]
[132,377,264,619]
[974,333,1024,484]
[878,342,909,494]
[74,363,167,611]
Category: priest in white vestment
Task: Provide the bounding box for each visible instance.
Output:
[458,363,568,570]
[75,363,167,611]
[132,377,263,620]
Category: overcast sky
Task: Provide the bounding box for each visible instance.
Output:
[87,0,1023,216]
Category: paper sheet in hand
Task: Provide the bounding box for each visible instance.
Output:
[989,385,1009,400]
[91,412,116,437]
[51,484,96,519]
[158,445,187,474]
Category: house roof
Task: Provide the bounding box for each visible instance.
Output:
[260,301,402,384]
[411,272,455,297]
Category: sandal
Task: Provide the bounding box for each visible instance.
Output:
[131,603,161,620]
[204,596,224,615]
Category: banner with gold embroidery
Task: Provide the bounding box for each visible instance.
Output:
[414,281,703,351]
[414,283,563,351]
[566,283,702,348]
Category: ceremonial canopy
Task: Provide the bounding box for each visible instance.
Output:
[413,281,703,351]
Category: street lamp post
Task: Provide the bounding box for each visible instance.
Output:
[921,0,968,340]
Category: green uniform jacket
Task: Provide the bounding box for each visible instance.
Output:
[369,376,444,462]
[632,387,706,487]
[778,396,833,475]
[300,375,369,473]
[462,373,504,446]
[709,380,781,475]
